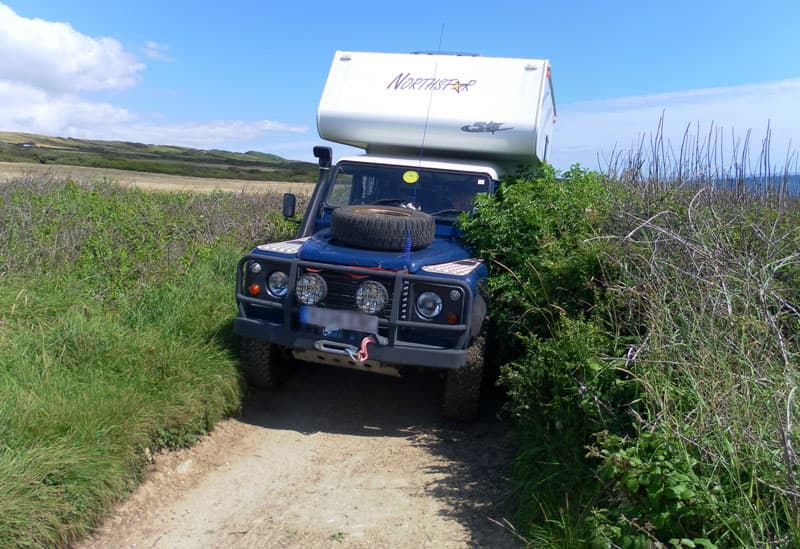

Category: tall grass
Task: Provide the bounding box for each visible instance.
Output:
[0,175,296,546]
[605,117,800,203]
[462,124,800,546]
[595,124,800,546]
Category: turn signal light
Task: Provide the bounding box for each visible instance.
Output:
[248,284,261,296]
[447,312,458,324]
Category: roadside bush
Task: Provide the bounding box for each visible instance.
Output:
[460,163,614,352]
[462,161,800,546]
[460,164,631,542]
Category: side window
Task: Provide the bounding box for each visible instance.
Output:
[328,171,353,207]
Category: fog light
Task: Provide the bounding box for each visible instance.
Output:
[416,291,443,319]
[356,281,388,314]
[296,272,327,305]
[267,271,288,298]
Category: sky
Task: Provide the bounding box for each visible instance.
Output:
[1,0,799,171]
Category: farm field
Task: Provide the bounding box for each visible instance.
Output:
[0,161,316,195]
[0,131,318,183]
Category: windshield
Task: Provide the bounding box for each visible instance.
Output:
[325,162,492,216]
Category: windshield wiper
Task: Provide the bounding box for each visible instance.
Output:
[429,208,462,217]
[371,198,413,207]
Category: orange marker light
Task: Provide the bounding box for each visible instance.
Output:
[447,312,459,324]
[248,284,261,296]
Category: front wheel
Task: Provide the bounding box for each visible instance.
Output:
[240,337,285,389]
[442,332,485,420]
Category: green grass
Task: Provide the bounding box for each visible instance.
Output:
[0,175,296,546]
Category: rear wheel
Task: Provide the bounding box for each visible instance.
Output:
[442,332,485,420]
[240,337,285,389]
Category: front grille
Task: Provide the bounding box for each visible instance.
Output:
[301,270,395,318]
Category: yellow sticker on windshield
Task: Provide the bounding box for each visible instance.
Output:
[402,170,419,184]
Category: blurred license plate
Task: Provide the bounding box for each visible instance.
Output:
[299,306,378,334]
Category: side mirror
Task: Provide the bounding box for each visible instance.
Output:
[282,193,297,219]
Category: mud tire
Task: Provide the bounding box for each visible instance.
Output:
[442,332,485,420]
[240,337,285,390]
[331,205,435,251]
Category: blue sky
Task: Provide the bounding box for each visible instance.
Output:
[1,0,798,171]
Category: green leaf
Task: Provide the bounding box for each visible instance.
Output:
[625,476,640,492]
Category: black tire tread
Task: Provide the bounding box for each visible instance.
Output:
[240,338,282,390]
[331,205,435,251]
[442,332,485,420]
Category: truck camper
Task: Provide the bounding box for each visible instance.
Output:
[234,50,556,419]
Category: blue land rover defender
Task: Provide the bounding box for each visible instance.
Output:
[234,50,555,419]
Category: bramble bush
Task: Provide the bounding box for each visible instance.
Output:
[461,164,633,544]
[461,162,800,547]
[460,164,623,427]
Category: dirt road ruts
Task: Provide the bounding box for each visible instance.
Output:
[78,362,519,548]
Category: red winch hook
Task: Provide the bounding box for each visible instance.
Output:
[356,335,376,362]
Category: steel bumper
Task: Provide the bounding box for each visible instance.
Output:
[234,317,467,370]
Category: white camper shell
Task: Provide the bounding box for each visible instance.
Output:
[317,50,556,172]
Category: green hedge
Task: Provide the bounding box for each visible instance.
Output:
[461,164,800,547]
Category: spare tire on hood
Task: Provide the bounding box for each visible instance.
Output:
[330,205,435,251]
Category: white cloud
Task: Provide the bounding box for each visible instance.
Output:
[0,78,310,148]
[143,40,174,62]
[0,2,139,139]
[550,79,800,172]
[0,81,134,137]
[0,3,308,153]
[0,3,143,93]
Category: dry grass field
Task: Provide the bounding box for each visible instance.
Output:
[0,161,316,195]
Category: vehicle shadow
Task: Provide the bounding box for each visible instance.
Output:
[239,361,519,547]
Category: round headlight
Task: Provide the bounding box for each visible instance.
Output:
[296,272,327,305]
[249,261,262,274]
[267,271,288,297]
[416,291,443,319]
[356,281,389,314]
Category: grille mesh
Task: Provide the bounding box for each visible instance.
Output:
[301,270,396,318]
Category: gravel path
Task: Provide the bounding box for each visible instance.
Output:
[78,363,519,548]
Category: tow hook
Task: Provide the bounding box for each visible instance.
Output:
[313,335,386,363]
[347,335,376,362]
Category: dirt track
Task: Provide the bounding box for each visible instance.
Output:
[78,363,519,548]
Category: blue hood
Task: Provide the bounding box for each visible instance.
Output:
[297,229,471,273]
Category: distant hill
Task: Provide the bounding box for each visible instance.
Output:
[0,131,318,182]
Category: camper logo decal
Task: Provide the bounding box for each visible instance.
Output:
[461,121,513,134]
[387,73,476,93]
